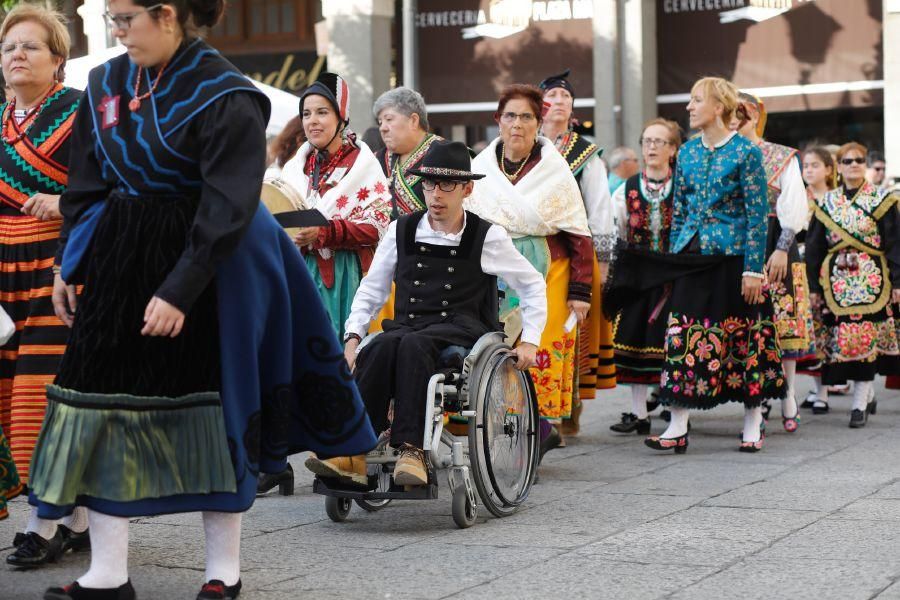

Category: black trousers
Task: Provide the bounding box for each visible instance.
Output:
[355,319,484,448]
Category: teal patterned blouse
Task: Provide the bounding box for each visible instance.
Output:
[669,133,768,274]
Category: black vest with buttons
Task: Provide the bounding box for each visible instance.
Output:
[393,210,500,332]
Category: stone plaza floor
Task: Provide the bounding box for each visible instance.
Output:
[2,376,900,599]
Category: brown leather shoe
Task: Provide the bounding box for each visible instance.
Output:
[304,453,368,487]
[393,444,427,486]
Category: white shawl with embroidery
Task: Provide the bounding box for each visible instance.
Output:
[278,140,391,232]
[466,136,590,238]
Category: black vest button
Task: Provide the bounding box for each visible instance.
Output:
[444,284,452,290]
[409,313,416,319]
[414,280,421,286]
[417,262,423,268]
[420,246,428,252]
[441,311,448,317]
[442,300,449,306]
[447,266,455,273]
[450,249,457,256]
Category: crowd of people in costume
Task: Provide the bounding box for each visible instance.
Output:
[0,2,897,599]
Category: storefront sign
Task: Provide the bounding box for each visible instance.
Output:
[226,52,326,96]
[656,0,883,112]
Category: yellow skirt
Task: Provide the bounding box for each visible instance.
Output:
[576,256,617,399]
[368,285,396,334]
[530,257,577,421]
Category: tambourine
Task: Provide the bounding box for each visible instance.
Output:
[261,179,307,237]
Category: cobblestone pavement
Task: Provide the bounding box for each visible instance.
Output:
[3,377,900,599]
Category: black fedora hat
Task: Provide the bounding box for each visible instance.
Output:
[407,140,485,181]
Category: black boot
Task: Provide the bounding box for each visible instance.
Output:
[256,464,294,496]
[59,525,91,553]
[610,413,651,434]
[6,529,64,569]
[849,408,867,428]
[44,581,136,600]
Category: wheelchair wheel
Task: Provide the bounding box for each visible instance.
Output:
[325,496,352,522]
[451,485,477,528]
[356,463,392,512]
[467,343,539,518]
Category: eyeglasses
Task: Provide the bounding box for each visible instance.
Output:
[421,179,465,192]
[103,3,164,30]
[640,137,671,148]
[500,112,537,124]
[840,157,866,165]
[0,41,50,56]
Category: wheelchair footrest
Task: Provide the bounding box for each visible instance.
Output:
[313,477,439,500]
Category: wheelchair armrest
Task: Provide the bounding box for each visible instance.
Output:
[462,331,507,373]
[356,330,382,355]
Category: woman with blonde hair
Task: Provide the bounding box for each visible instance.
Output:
[0,4,90,567]
[606,77,784,453]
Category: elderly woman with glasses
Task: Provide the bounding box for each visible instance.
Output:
[467,84,593,458]
[806,141,900,429]
[0,5,90,567]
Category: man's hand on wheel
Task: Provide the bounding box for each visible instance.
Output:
[511,342,538,371]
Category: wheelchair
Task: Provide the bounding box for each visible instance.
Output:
[312,330,540,528]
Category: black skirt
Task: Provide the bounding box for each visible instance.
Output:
[612,281,669,384]
[55,191,220,396]
[606,245,786,410]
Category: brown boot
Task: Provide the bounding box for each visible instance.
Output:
[393,444,427,486]
[304,453,368,488]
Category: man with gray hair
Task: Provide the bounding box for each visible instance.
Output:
[607,146,640,194]
[373,87,444,218]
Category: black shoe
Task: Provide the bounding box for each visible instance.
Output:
[12,531,27,547]
[197,579,242,599]
[800,392,817,410]
[44,581,136,600]
[6,530,63,569]
[256,464,294,496]
[539,425,561,463]
[610,413,651,435]
[849,408,867,428]
[812,400,829,414]
[644,433,689,454]
[58,526,91,553]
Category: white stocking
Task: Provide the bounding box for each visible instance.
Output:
[851,380,873,412]
[813,376,828,403]
[631,385,649,419]
[203,511,242,587]
[743,406,763,443]
[781,359,797,417]
[661,407,689,438]
[78,510,129,589]
[24,506,58,540]
[62,506,89,534]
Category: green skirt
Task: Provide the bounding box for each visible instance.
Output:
[306,250,362,340]
[0,422,22,519]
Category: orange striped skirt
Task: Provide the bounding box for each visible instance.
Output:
[0,214,68,484]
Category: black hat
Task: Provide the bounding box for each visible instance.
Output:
[538,68,575,100]
[407,140,485,181]
[300,72,350,125]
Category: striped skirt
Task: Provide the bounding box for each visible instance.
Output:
[0,214,68,484]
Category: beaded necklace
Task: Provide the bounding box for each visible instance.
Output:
[1,84,56,145]
[500,142,529,181]
[129,63,169,112]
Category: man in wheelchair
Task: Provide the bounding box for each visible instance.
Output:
[304,140,547,488]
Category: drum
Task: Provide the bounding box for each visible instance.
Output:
[261,179,306,238]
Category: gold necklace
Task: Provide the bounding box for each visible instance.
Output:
[500,142,529,180]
